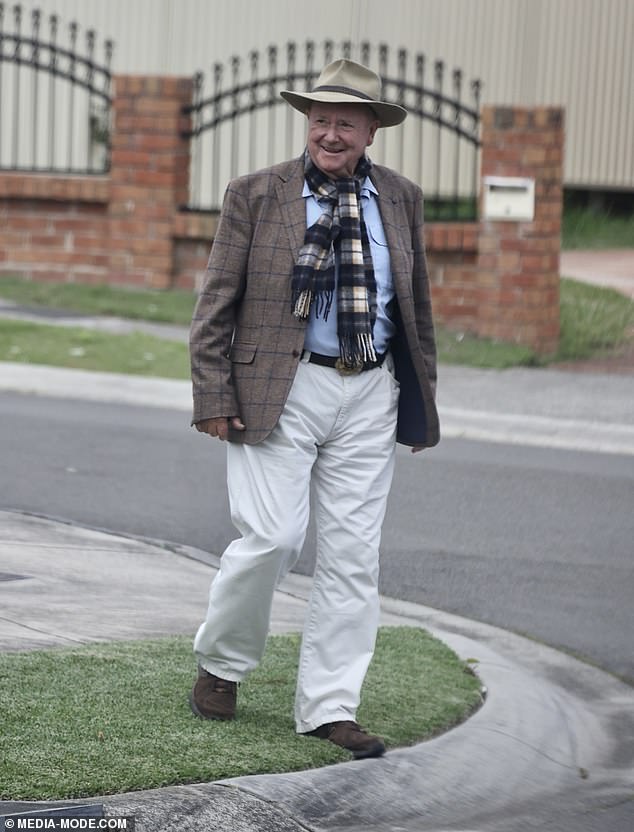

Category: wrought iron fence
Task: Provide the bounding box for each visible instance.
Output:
[0,3,113,173]
[182,40,481,219]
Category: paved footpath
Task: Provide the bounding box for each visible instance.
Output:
[1,356,633,456]
[561,249,634,299]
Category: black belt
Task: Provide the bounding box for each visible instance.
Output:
[303,350,386,375]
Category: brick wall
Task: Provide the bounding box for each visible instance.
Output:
[109,76,193,288]
[172,213,218,291]
[476,106,564,353]
[426,222,479,333]
[0,175,110,284]
[429,106,564,354]
[0,75,201,291]
[0,80,564,355]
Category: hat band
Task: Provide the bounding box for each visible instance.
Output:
[312,84,376,102]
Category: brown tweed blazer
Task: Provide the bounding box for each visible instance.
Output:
[190,155,440,448]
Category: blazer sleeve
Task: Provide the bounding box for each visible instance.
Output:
[189,182,251,424]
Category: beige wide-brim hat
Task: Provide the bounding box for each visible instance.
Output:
[280,58,407,127]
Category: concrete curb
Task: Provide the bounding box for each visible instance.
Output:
[2,361,634,455]
[101,602,634,830]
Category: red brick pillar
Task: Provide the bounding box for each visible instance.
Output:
[109,75,193,288]
[477,106,564,354]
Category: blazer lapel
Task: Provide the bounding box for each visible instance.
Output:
[372,170,413,300]
[276,157,306,260]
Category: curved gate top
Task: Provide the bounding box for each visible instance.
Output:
[183,40,482,219]
[0,2,114,174]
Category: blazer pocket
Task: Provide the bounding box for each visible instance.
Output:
[228,342,257,364]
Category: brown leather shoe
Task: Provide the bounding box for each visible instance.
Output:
[306,720,386,759]
[189,666,237,721]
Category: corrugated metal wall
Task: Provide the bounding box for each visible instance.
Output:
[9,0,634,190]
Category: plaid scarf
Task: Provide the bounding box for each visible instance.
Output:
[291,152,377,369]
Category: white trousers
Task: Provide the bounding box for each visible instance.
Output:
[194,353,399,732]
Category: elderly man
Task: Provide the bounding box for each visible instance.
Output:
[189,58,439,759]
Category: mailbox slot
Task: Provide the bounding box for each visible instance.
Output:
[483,176,535,221]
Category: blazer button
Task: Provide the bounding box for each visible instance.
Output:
[292,349,301,357]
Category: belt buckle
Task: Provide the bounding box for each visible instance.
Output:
[335,358,363,376]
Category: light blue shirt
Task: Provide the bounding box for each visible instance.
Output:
[302,177,396,356]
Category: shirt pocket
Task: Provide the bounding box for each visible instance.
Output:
[367,224,389,247]
[366,223,392,278]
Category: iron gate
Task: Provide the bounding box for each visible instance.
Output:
[182,40,482,219]
[0,2,113,173]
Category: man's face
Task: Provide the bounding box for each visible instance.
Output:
[307,103,379,179]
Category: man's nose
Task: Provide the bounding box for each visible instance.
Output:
[324,122,339,141]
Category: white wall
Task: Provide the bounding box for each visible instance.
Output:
[7,0,634,190]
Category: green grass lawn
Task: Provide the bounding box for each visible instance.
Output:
[0,628,482,800]
[557,278,634,361]
[1,275,632,373]
[0,276,196,325]
[0,319,190,378]
[561,207,634,250]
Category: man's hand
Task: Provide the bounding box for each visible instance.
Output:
[195,417,246,440]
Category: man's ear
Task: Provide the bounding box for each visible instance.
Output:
[367,121,380,146]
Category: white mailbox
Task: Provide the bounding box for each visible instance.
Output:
[483,176,535,221]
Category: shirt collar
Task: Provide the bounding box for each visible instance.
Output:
[302,176,378,199]
[362,177,379,197]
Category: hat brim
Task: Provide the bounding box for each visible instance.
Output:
[280,90,407,127]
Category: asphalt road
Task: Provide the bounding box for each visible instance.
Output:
[2,390,633,683]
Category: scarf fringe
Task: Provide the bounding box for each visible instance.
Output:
[361,332,378,363]
[293,289,313,320]
[339,332,378,368]
[293,288,334,321]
